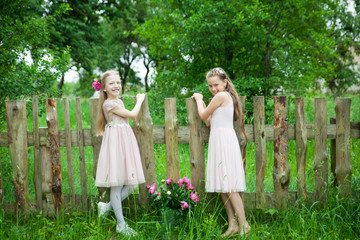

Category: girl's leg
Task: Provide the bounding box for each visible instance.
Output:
[120,185,137,201]
[110,186,126,228]
[227,192,250,234]
[220,193,239,237]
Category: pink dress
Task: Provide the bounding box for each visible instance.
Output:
[95,99,145,187]
[206,92,246,193]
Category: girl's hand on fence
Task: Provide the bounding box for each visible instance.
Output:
[136,93,146,103]
[192,93,203,101]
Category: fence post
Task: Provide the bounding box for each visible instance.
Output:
[330,117,336,186]
[335,98,352,197]
[165,98,180,182]
[295,98,307,201]
[314,98,328,202]
[133,95,156,205]
[63,98,75,207]
[39,142,53,215]
[254,96,266,209]
[32,96,42,211]
[234,96,247,173]
[89,97,108,201]
[76,97,88,210]
[46,98,63,212]
[273,96,290,209]
[6,100,29,213]
[186,98,205,194]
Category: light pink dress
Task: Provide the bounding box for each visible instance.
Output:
[206,92,246,193]
[95,99,145,187]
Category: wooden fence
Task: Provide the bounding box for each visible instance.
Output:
[0,96,359,214]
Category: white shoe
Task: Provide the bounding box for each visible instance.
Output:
[116,223,138,237]
[98,202,110,220]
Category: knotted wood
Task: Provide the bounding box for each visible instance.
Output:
[314,98,328,202]
[63,98,75,206]
[6,100,29,213]
[254,96,266,208]
[273,96,290,209]
[133,96,156,205]
[165,98,180,182]
[335,98,352,197]
[186,98,205,194]
[32,96,42,211]
[76,98,88,210]
[46,98,63,212]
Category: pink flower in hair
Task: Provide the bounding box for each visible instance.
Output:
[92,78,102,91]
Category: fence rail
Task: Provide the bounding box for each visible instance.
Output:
[0,96,359,215]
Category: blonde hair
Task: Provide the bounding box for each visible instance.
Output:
[96,70,121,135]
[206,67,241,121]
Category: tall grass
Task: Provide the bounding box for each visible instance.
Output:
[0,94,359,239]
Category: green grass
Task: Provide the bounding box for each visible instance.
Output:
[0,94,359,239]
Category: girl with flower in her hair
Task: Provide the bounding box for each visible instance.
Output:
[94,70,146,236]
[192,67,250,237]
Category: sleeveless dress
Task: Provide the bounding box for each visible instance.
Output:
[95,99,145,187]
[205,92,246,193]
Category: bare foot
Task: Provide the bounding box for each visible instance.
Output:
[239,222,251,236]
[221,225,239,238]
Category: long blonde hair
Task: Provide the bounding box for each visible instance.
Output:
[96,70,120,136]
[206,67,241,121]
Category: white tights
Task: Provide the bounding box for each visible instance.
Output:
[109,185,137,227]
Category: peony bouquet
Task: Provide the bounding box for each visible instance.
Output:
[147,177,199,214]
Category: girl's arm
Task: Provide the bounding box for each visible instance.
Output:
[192,92,228,126]
[110,94,146,119]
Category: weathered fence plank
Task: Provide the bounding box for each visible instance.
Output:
[63,98,75,206]
[133,96,156,205]
[1,121,360,148]
[76,97,88,210]
[335,98,352,197]
[186,98,205,194]
[330,117,336,186]
[254,96,266,208]
[6,100,29,212]
[295,98,307,200]
[46,98,63,212]
[165,98,180,182]
[314,98,328,201]
[39,143,53,215]
[273,96,290,209]
[32,96,42,211]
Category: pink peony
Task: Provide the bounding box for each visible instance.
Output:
[92,78,102,91]
[166,178,171,185]
[149,183,156,194]
[190,192,199,202]
[180,201,189,210]
[178,178,184,186]
[157,192,161,196]
[182,177,190,184]
[146,185,150,188]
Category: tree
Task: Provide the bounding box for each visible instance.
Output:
[137,0,357,99]
[46,0,103,96]
[0,0,69,129]
[97,0,152,93]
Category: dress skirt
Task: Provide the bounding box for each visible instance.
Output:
[95,124,145,187]
[205,128,246,193]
